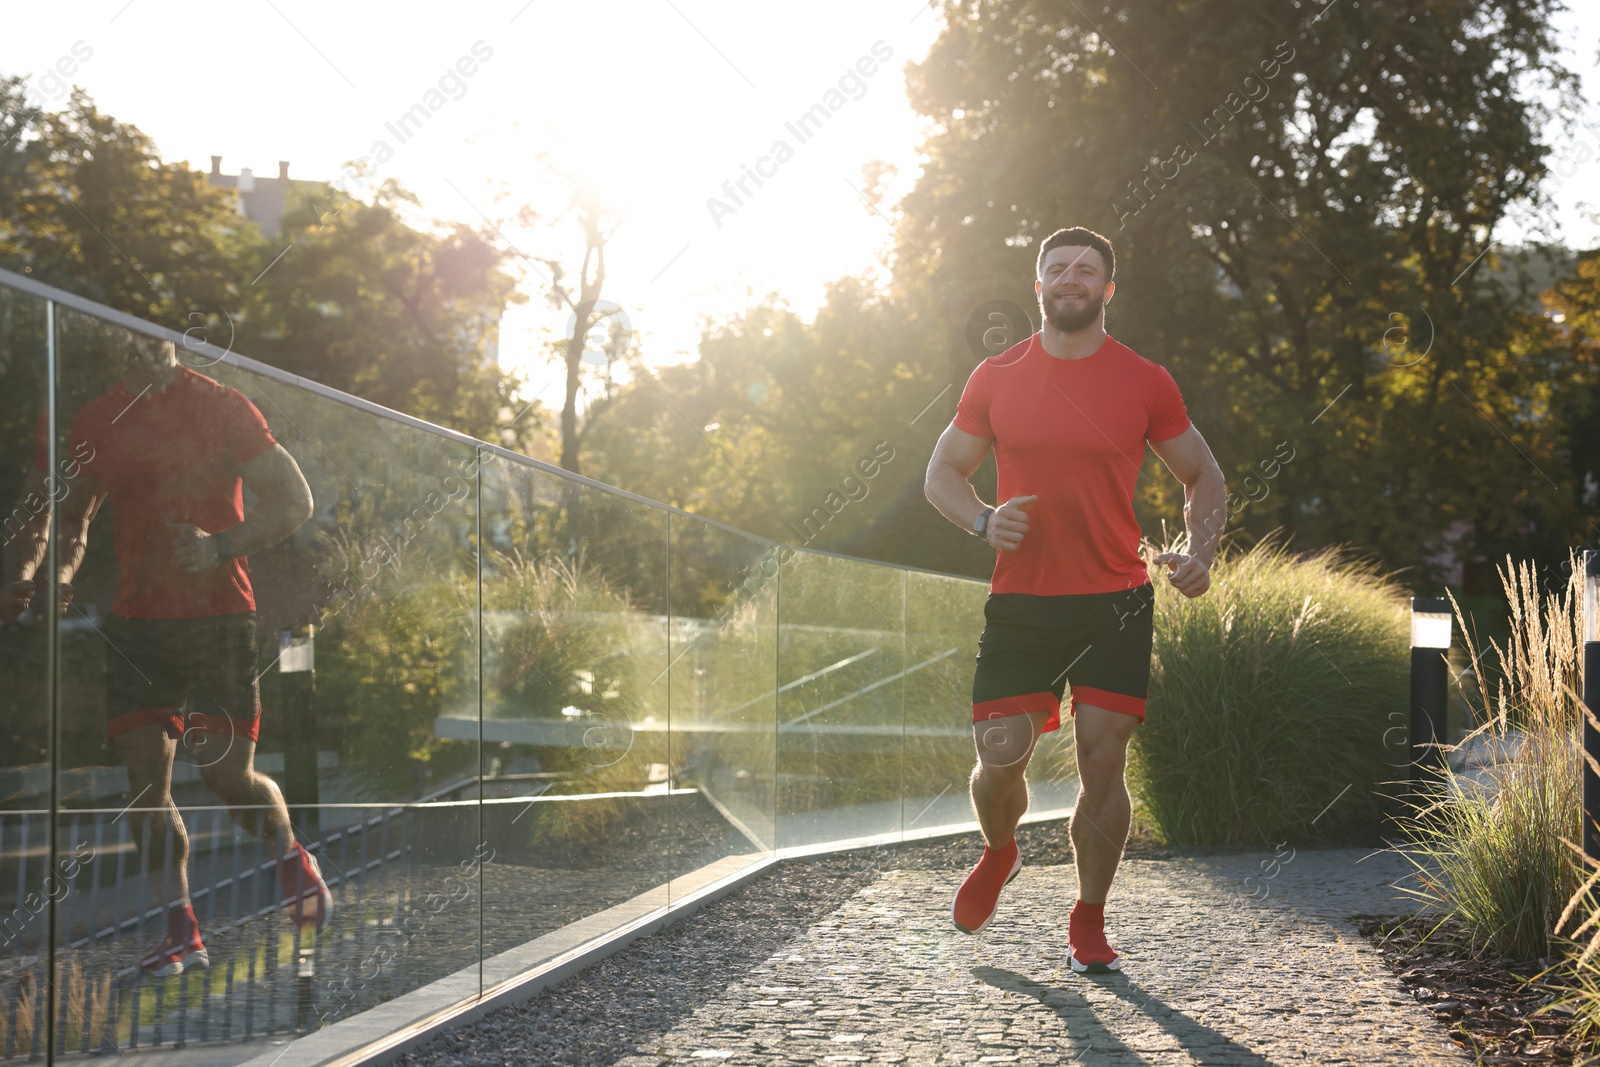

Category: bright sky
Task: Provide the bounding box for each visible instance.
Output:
[3,2,1597,414]
[1,0,944,408]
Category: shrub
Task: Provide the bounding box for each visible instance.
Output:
[1398,554,1583,962]
[481,547,652,732]
[311,527,478,796]
[479,549,683,854]
[1127,531,1408,845]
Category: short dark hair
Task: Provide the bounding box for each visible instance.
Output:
[1036,226,1115,281]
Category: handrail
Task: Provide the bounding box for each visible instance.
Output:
[0,267,986,585]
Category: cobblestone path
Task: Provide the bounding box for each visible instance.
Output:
[614,849,1470,1066]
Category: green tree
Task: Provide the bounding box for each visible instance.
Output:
[1543,248,1600,563]
[0,81,262,553]
[581,0,1598,595]
[0,83,257,328]
[0,83,256,334]
[239,180,528,444]
[582,279,969,563]
[891,0,1585,586]
[0,83,533,451]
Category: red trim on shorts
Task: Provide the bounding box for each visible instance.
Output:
[972,692,1062,734]
[1069,686,1147,722]
[108,707,185,739]
[182,711,262,743]
[109,708,261,743]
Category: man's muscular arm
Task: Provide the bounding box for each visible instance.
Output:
[54,472,107,589]
[1,469,56,622]
[0,469,106,623]
[2,469,53,588]
[924,423,1035,553]
[1148,425,1226,597]
[169,444,313,573]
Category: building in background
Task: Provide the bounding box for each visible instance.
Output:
[207,156,318,239]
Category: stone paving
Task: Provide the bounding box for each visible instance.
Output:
[614,848,1472,1066]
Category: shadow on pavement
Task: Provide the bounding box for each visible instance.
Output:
[975,965,1277,1066]
[972,964,1140,1061]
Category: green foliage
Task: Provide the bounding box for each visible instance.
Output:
[895,0,1589,584]
[0,80,536,462]
[579,1,1597,592]
[0,83,252,324]
[1544,251,1600,560]
[1397,556,1584,962]
[308,508,675,823]
[481,548,651,732]
[581,284,989,580]
[239,182,528,443]
[1128,532,1408,845]
[309,526,478,796]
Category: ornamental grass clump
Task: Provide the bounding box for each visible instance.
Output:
[1127,531,1408,845]
[1395,555,1583,963]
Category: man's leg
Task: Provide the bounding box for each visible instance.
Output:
[1069,703,1138,904]
[201,736,332,931]
[970,709,1051,848]
[1065,702,1139,973]
[954,709,1051,934]
[190,613,332,931]
[113,724,190,915]
[198,739,293,857]
[113,721,212,972]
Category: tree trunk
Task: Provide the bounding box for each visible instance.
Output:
[561,338,583,557]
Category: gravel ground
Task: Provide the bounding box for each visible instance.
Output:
[604,850,1468,1066]
[396,817,1125,1067]
[398,822,1467,1067]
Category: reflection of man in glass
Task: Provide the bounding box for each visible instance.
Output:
[0,331,331,976]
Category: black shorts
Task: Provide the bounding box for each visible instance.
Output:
[970,585,1155,733]
[103,613,262,743]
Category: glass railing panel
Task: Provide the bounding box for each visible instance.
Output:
[2,269,1026,1066]
[50,307,485,804]
[47,307,484,1060]
[0,284,56,1060]
[775,552,907,849]
[210,372,485,810]
[903,569,1064,837]
[475,461,673,965]
[664,518,777,880]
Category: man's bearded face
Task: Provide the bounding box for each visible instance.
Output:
[1043,279,1107,334]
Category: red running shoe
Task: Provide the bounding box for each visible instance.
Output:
[277,841,333,932]
[951,839,1022,934]
[140,906,208,977]
[1068,899,1121,973]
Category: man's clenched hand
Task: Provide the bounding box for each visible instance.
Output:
[987,495,1038,553]
[1154,551,1210,598]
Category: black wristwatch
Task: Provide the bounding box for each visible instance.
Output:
[972,508,995,537]
[212,533,238,561]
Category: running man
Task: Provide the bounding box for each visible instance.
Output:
[0,330,331,976]
[924,227,1225,972]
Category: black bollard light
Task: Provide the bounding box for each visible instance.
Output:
[1583,552,1600,864]
[279,624,320,839]
[296,949,317,1032]
[1410,596,1453,797]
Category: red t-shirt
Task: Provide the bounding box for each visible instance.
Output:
[954,333,1191,596]
[38,367,278,619]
